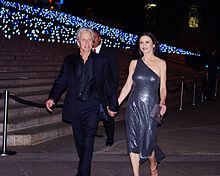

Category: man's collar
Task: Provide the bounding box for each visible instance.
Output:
[93,43,102,53]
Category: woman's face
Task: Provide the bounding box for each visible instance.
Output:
[139,35,155,54]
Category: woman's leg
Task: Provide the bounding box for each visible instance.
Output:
[129,152,140,176]
[149,151,158,176]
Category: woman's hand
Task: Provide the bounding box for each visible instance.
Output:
[107,106,117,117]
[159,104,167,116]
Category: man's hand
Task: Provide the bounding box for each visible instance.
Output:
[45,99,55,112]
[107,106,117,117]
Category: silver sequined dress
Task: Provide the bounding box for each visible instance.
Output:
[125,59,165,164]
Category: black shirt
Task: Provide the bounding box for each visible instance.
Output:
[77,55,97,101]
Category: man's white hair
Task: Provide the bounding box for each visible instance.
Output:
[76,27,94,42]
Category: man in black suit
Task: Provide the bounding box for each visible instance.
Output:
[92,29,119,146]
[45,27,118,176]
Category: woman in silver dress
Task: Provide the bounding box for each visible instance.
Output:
[118,32,167,176]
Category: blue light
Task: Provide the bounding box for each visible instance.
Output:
[0,0,201,56]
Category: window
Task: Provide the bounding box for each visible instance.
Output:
[189,4,199,28]
[144,3,157,29]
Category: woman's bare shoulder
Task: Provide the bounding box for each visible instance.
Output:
[129,59,138,66]
[156,57,166,66]
[128,59,138,71]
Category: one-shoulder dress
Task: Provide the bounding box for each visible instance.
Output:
[125,59,165,164]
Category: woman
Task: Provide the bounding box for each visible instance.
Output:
[118,32,167,176]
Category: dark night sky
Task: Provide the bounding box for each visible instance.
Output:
[15,0,220,45]
[60,0,220,36]
[15,1,220,36]
[60,0,145,33]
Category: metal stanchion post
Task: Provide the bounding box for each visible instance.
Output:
[179,77,184,111]
[0,90,16,156]
[201,91,204,103]
[201,76,206,103]
[204,73,208,100]
[214,73,219,97]
[192,78,197,106]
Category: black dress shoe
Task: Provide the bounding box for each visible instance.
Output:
[106,139,114,146]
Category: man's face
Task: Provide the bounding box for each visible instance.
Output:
[93,32,101,48]
[78,31,93,52]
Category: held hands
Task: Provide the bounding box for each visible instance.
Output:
[107,106,117,117]
[45,99,55,112]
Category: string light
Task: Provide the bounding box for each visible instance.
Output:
[0,0,200,56]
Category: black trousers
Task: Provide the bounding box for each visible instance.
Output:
[103,117,115,140]
[72,99,100,176]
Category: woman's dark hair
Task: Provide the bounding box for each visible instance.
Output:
[131,32,160,60]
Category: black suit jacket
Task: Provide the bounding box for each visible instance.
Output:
[98,46,119,92]
[48,51,119,123]
[96,46,119,120]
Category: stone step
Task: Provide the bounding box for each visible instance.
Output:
[1,84,52,94]
[8,92,65,108]
[0,90,65,116]
[0,54,65,61]
[0,77,54,88]
[0,60,63,66]
[0,90,53,108]
[1,102,50,117]
[0,105,127,146]
[0,121,72,146]
[0,65,62,72]
[0,91,64,120]
[0,106,127,146]
[0,70,58,78]
[0,108,62,132]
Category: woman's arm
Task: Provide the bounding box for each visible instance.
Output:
[118,60,137,106]
[159,59,167,115]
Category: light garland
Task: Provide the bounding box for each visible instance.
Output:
[0,0,200,56]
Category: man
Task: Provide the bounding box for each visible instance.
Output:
[45,27,118,176]
[92,29,119,146]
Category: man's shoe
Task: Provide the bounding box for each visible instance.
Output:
[106,139,114,146]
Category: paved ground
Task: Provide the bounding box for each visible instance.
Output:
[1,96,220,176]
